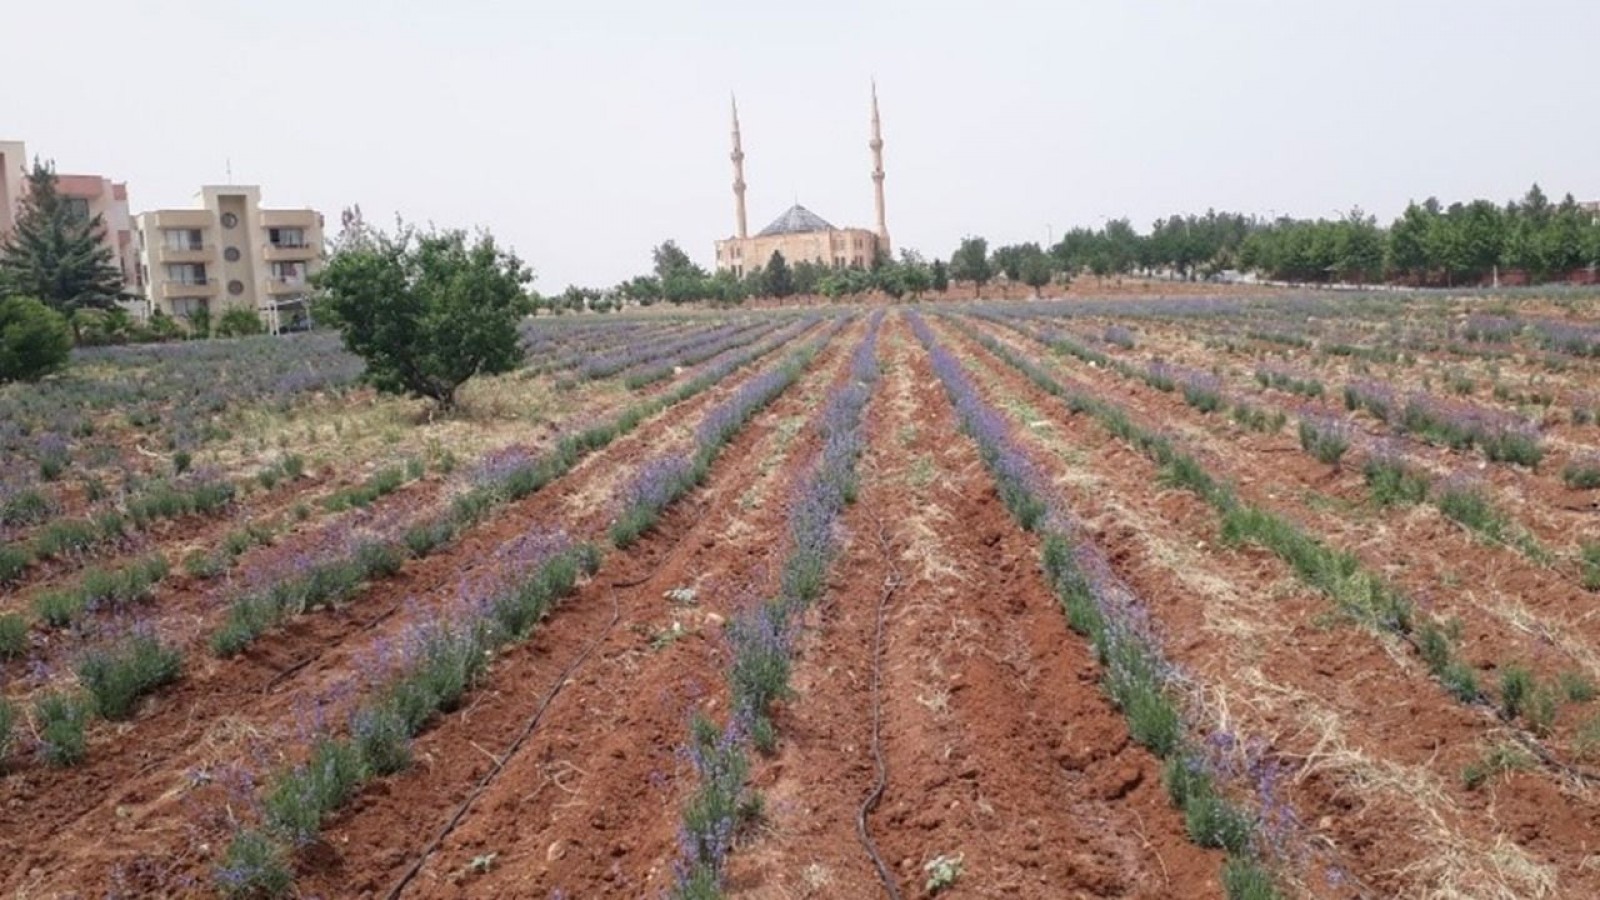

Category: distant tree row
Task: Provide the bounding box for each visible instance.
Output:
[1037,184,1599,286]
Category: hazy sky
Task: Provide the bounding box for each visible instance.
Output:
[10,1,1597,288]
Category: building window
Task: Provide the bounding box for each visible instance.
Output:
[224,246,241,262]
[163,229,203,251]
[165,263,207,285]
[63,197,90,221]
[268,227,307,248]
[171,297,209,318]
[220,212,239,229]
[270,261,307,285]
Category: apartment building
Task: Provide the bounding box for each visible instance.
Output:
[1,140,142,315]
[136,185,323,334]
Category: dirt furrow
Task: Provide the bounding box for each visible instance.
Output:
[733,315,1223,899]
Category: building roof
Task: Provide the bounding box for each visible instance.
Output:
[757,204,834,236]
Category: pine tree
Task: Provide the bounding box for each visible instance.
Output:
[0,159,125,317]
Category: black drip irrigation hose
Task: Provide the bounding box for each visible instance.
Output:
[384,585,625,899]
[856,508,904,900]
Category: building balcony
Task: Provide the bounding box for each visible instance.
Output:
[266,277,310,295]
[262,242,318,261]
[159,279,218,299]
[154,244,214,264]
[259,209,319,228]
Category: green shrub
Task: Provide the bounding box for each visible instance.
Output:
[1558,671,1596,704]
[35,589,84,627]
[351,705,412,775]
[1461,742,1532,789]
[0,296,72,383]
[77,631,182,720]
[0,544,29,584]
[185,549,225,579]
[263,737,364,844]
[173,450,192,475]
[216,828,293,899]
[1222,857,1279,900]
[1,488,53,525]
[215,307,265,338]
[0,613,28,659]
[1185,792,1254,853]
[1577,715,1600,762]
[0,698,14,765]
[35,691,90,766]
[1499,665,1532,719]
[1563,459,1600,489]
[34,519,99,558]
[1363,456,1429,507]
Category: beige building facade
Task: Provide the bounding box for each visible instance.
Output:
[136,186,323,334]
[1,140,142,315]
[713,85,890,277]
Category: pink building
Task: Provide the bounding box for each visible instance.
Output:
[0,140,142,316]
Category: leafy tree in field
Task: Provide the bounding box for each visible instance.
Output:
[619,274,662,307]
[930,259,950,294]
[0,160,124,318]
[316,225,532,410]
[761,250,794,298]
[900,258,931,300]
[949,236,991,298]
[652,240,698,281]
[215,307,264,337]
[991,244,1027,282]
[0,296,72,383]
[791,260,827,296]
[1387,201,1434,281]
[1020,251,1053,297]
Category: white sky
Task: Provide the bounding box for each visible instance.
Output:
[9,1,1597,288]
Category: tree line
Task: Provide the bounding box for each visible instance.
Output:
[1046,184,1600,286]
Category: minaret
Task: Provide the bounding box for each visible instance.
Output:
[731,94,749,240]
[869,81,889,256]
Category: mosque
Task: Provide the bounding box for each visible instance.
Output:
[713,84,889,277]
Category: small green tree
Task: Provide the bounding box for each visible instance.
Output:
[930,259,950,294]
[316,225,532,410]
[949,236,991,298]
[0,160,124,317]
[0,296,72,383]
[762,250,794,298]
[215,307,265,337]
[1020,252,1053,297]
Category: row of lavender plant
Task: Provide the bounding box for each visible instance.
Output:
[910,312,1283,899]
[621,319,793,390]
[973,310,1288,434]
[0,315,823,775]
[983,311,1560,562]
[0,321,825,771]
[529,321,705,378]
[671,312,881,898]
[580,320,770,381]
[213,531,600,897]
[0,467,239,587]
[1343,379,1544,465]
[609,318,848,548]
[0,331,362,497]
[946,313,1600,781]
[212,317,826,659]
